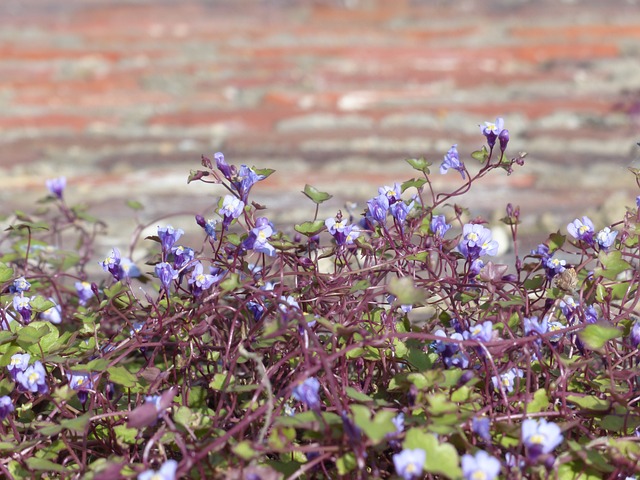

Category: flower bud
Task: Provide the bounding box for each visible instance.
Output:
[498,128,510,152]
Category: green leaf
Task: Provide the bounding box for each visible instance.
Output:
[220,273,241,292]
[108,366,138,388]
[29,297,54,313]
[566,394,610,412]
[548,232,565,252]
[104,282,125,300]
[470,146,489,163]
[233,440,257,460]
[401,178,427,192]
[336,452,357,475]
[351,405,396,444]
[294,220,326,236]
[578,324,622,350]
[113,425,139,445]
[26,457,68,473]
[526,388,549,413]
[405,157,431,173]
[0,264,13,283]
[594,250,632,280]
[387,277,426,306]
[349,279,370,293]
[16,325,49,347]
[345,387,373,403]
[403,429,462,479]
[252,167,275,179]
[302,184,332,204]
[126,200,144,210]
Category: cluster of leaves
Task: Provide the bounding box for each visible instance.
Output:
[0,121,640,480]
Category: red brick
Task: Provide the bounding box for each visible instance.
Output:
[511,24,640,40]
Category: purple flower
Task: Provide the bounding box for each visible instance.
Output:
[431,214,451,237]
[120,257,141,279]
[498,128,510,152]
[46,177,66,199]
[560,296,578,323]
[378,183,402,204]
[480,117,504,149]
[203,219,217,238]
[325,217,360,246]
[279,295,301,322]
[219,195,245,228]
[75,282,94,306]
[232,165,265,202]
[0,396,14,420]
[531,244,550,258]
[67,372,95,405]
[631,321,640,348]
[214,152,234,179]
[440,144,465,179]
[40,298,62,324]
[464,321,493,342]
[595,227,617,250]
[458,224,499,259]
[171,245,194,270]
[188,262,216,296]
[366,194,389,225]
[7,353,30,379]
[461,450,501,480]
[472,417,491,442]
[138,459,178,480]
[584,305,599,324]
[242,217,276,256]
[11,277,30,294]
[392,412,405,433]
[524,316,548,336]
[567,216,595,244]
[12,295,32,322]
[433,329,469,369]
[390,200,414,226]
[548,320,565,342]
[470,258,485,276]
[544,257,566,278]
[155,262,179,292]
[491,368,523,394]
[292,377,321,410]
[101,248,123,281]
[521,418,563,460]
[16,360,48,394]
[157,226,184,254]
[393,448,425,480]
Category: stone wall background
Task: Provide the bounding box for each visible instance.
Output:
[1,0,639,255]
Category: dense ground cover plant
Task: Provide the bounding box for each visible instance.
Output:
[1,118,640,479]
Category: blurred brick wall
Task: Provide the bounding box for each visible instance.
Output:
[0,0,639,251]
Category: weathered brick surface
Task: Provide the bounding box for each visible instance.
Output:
[0,0,639,255]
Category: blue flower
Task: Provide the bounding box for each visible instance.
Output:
[480,117,505,149]
[7,353,30,379]
[458,224,499,259]
[120,257,141,279]
[631,321,640,348]
[378,183,402,204]
[232,164,265,202]
[464,321,493,342]
[392,412,405,433]
[431,214,451,237]
[521,418,563,460]
[138,459,178,480]
[279,295,301,322]
[157,226,184,255]
[292,377,321,410]
[595,227,617,250]
[0,396,14,420]
[75,281,94,306]
[366,194,389,225]
[155,262,179,292]
[325,217,360,246]
[440,144,465,179]
[11,277,31,294]
[390,200,414,226]
[219,195,245,228]
[101,248,123,281]
[13,295,32,323]
[39,297,62,324]
[544,256,566,279]
[242,217,276,256]
[472,417,491,442]
[214,152,234,179]
[171,245,195,270]
[491,368,523,394]
[188,262,216,296]
[461,449,501,480]
[433,329,469,369]
[567,216,595,244]
[16,360,48,394]
[46,177,66,199]
[67,372,95,405]
[393,448,425,480]
[524,316,548,336]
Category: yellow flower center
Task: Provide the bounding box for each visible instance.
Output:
[467,232,478,242]
[529,433,545,444]
[578,225,589,234]
[472,471,487,480]
[29,372,40,383]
